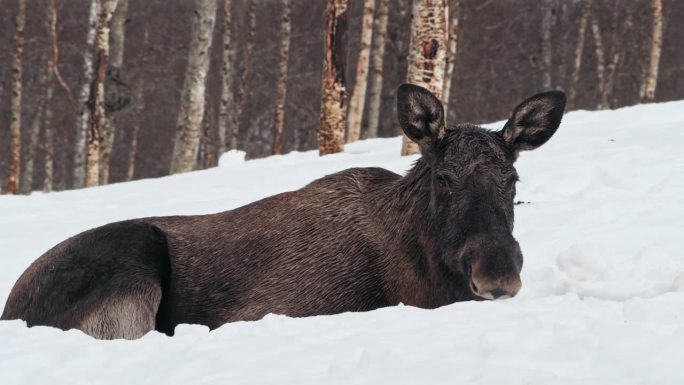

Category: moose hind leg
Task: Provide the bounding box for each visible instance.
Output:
[80,282,161,340]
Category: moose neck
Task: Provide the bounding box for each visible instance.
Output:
[369,158,469,306]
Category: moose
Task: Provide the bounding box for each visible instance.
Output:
[2,84,566,339]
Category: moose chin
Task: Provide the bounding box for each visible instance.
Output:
[1,84,566,339]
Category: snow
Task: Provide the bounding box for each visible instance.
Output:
[2,101,684,384]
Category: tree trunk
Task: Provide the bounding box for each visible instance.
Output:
[272,0,291,155]
[601,1,629,109]
[126,23,149,182]
[169,0,217,174]
[230,0,256,150]
[590,14,606,109]
[5,0,26,195]
[99,0,128,185]
[442,0,459,117]
[20,95,45,194]
[199,92,216,168]
[640,0,663,103]
[73,0,99,188]
[345,0,375,144]
[217,0,234,157]
[43,0,58,192]
[85,0,118,187]
[540,0,554,90]
[365,0,388,139]
[401,0,448,156]
[567,0,591,109]
[318,0,348,156]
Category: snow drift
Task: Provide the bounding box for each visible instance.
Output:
[1,101,683,384]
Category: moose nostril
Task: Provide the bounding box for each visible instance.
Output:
[489,288,507,299]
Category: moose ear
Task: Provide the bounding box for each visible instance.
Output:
[501,91,566,153]
[397,84,446,148]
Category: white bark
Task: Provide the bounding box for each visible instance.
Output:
[5,0,26,194]
[346,0,375,143]
[170,0,217,174]
[73,0,99,188]
[442,0,459,117]
[640,0,663,103]
[217,0,234,156]
[401,0,448,156]
[272,0,291,155]
[365,0,388,139]
[568,0,591,108]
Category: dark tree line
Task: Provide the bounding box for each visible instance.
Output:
[1,0,682,194]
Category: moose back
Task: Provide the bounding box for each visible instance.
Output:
[1,84,566,339]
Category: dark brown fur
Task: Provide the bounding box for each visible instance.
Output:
[1,84,566,339]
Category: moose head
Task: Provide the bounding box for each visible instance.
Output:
[397,84,566,300]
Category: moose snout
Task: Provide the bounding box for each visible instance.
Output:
[469,274,521,300]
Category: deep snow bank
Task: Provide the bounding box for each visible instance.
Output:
[1,101,683,384]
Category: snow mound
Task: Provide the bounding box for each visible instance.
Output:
[1,101,684,384]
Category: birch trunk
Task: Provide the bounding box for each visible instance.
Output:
[99,0,128,184]
[5,0,26,194]
[540,0,554,90]
[217,0,234,156]
[640,0,663,103]
[442,0,459,117]
[365,0,388,139]
[20,96,44,194]
[43,0,58,192]
[601,2,629,109]
[590,14,606,109]
[272,0,291,155]
[85,0,118,187]
[230,0,256,150]
[345,0,374,143]
[318,0,348,156]
[568,0,591,109]
[170,0,216,174]
[73,0,99,188]
[401,0,448,156]
[126,23,149,181]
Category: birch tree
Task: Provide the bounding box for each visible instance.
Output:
[318,0,348,155]
[126,23,149,181]
[85,0,118,187]
[540,0,554,90]
[365,0,388,139]
[230,0,256,150]
[568,0,591,109]
[590,14,606,109]
[73,0,99,188]
[640,0,663,103]
[345,0,375,143]
[170,0,217,174]
[272,0,291,155]
[5,0,26,195]
[99,0,128,184]
[442,0,459,117]
[217,0,234,156]
[401,0,448,156]
[43,0,58,192]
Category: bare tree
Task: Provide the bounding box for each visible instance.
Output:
[590,14,606,109]
[230,0,256,150]
[318,0,349,155]
[365,0,388,139]
[272,0,291,155]
[217,0,234,156]
[99,0,128,184]
[540,0,555,90]
[346,0,375,143]
[442,0,459,116]
[5,0,26,195]
[568,0,591,108]
[401,0,448,156]
[20,50,48,195]
[85,0,118,187]
[43,0,59,192]
[170,0,217,174]
[73,0,99,188]
[126,23,149,182]
[640,0,663,103]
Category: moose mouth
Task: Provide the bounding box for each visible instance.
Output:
[465,260,517,301]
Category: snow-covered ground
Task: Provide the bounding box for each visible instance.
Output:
[1,101,683,384]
